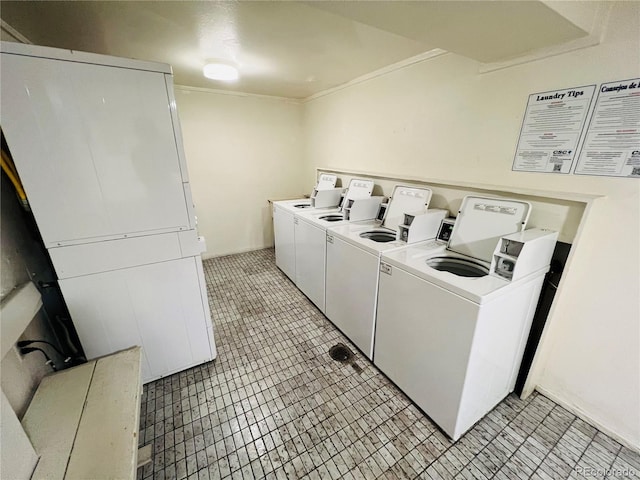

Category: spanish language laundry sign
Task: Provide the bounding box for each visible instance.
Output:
[574,78,640,177]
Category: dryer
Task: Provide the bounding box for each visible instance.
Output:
[294,179,383,313]
[325,185,443,359]
[374,195,558,440]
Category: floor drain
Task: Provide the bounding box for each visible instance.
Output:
[329,343,364,374]
[329,343,353,363]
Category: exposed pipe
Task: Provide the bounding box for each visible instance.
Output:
[1,147,29,209]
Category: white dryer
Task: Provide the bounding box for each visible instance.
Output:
[294,179,383,313]
[273,173,339,280]
[374,195,558,440]
[325,185,442,359]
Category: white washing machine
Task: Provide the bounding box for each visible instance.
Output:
[293,179,383,313]
[325,185,442,359]
[374,195,558,440]
[273,173,340,280]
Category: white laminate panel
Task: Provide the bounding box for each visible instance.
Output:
[1,41,171,73]
[58,276,148,372]
[1,53,190,246]
[164,74,190,183]
[195,256,217,359]
[165,257,214,366]
[48,233,182,279]
[182,182,197,230]
[178,229,203,258]
[59,258,212,382]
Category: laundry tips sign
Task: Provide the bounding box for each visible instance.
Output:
[512,84,596,174]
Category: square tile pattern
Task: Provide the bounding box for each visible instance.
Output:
[138,248,639,480]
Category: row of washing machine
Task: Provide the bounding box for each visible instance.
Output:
[272,175,558,440]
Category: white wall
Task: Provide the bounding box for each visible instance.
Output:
[302,2,639,448]
[175,87,304,257]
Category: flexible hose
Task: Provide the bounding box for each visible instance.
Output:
[20,347,57,372]
[1,148,28,206]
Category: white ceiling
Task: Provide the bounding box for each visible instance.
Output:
[1,1,592,99]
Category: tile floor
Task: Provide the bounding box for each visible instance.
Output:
[138,248,639,480]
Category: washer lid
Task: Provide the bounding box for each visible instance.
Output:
[342,178,375,206]
[382,185,432,231]
[316,173,338,190]
[448,196,531,262]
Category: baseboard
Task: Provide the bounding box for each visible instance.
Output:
[202,245,274,260]
[535,386,639,453]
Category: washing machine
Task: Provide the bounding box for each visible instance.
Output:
[325,185,443,359]
[374,195,558,440]
[273,173,340,280]
[293,179,383,313]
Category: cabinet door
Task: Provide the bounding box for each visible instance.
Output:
[294,219,326,312]
[374,266,478,438]
[273,207,295,281]
[1,53,190,245]
[325,236,378,359]
[59,257,213,382]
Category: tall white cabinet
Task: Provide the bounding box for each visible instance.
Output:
[1,42,216,382]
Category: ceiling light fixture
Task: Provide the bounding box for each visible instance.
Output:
[203,61,239,82]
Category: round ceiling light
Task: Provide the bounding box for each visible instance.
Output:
[203,62,239,82]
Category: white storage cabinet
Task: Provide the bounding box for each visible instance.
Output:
[1,42,216,382]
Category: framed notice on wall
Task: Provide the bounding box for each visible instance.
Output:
[512,85,596,174]
[574,78,640,177]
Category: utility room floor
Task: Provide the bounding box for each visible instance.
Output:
[138,248,639,480]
